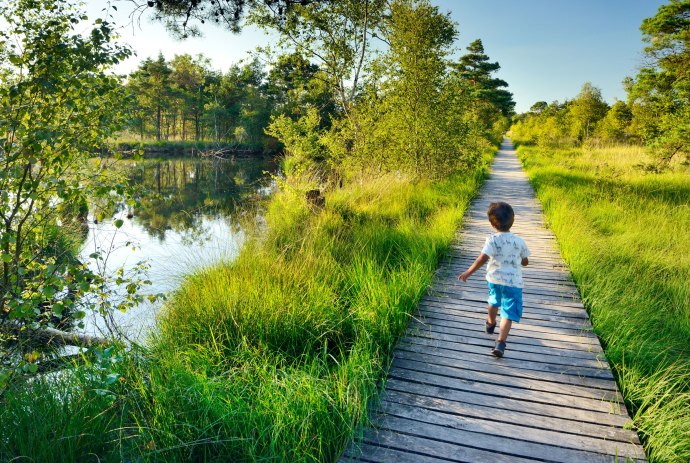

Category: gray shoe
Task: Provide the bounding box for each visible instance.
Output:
[492,341,506,358]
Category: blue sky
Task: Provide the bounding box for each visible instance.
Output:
[87,0,666,113]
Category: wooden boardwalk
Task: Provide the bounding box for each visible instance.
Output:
[340,139,647,463]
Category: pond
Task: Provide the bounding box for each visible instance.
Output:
[80,155,278,343]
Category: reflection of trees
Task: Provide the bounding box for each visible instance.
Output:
[126,157,274,241]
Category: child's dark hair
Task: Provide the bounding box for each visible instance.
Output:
[487,202,514,231]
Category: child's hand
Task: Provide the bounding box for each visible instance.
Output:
[458,272,469,282]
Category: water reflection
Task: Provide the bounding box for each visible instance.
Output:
[81,156,277,342]
[126,157,274,241]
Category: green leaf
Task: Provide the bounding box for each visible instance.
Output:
[114,219,124,228]
[23,363,38,374]
[43,286,55,298]
[53,301,64,317]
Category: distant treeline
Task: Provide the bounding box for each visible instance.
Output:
[511,1,689,166]
[122,53,330,151]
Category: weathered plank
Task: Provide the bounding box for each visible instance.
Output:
[340,139,646,462]
[389,358,622,410]
[393,347,618,390]
[375,401,645,461]
[382,389,637,443]
[384,377,631,428]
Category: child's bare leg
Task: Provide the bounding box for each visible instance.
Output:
[487,305,499,325]
[498,318,512,342]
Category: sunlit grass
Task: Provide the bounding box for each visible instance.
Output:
[518,144,690,463]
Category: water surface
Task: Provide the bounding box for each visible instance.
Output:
[80,156,277,342]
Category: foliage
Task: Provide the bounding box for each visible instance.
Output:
[250,0,387,115]
[510,99,573,147]
[125,54,271,146]
[373,0,458,176]
[594,100,633,142]
[265,107,327,175]
[511,83,613,147]
[568,82,609,141]
[145,0,328,37]
[266,52,336,124]
[260,0,503,178]
[0,0,152,383]
[452,38,515,125]
[625,0,690,163]
[518,145,690,463]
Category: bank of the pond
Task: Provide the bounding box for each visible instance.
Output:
[109,140,271,158]
[1,151,492,462]
[517,145,690,463]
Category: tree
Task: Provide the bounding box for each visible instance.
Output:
[170,54,214,141]
[266,52,335,124]
[126,54,174,140]
[250,0,387,115]
[529,101,548,114]
[626,0,690,162]
[595,100,633,142]
[568,82,609,142]
[0,0,149,381]
[510,100,572,147]
[451,39,515,140]
[377,0,458,175]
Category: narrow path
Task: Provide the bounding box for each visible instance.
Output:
[340,139,647,463]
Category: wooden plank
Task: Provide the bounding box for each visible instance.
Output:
[371,413,641,463]
[390,357,620,404]
[384,377,631,428]
[419,299,592,327]
[406,325,608,362]
[418,302,594,331]
[348,428,538,463]
[423,294,590,318]
[415,309,598,342]
[434,280,581,300]
[444,275,580,291]
[408,319,605,355]
[377,400,645,460]
[394,346,618,390]
[341,442,452,463]
[398,336,614,381]
[382,388,639,444]
[427,286,585,309]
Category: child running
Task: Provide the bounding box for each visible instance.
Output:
[458,202,530,357]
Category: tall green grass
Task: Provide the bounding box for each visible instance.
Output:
[518,145,690,463]
[1,153,491,462]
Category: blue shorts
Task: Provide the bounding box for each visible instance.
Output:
[487,282,523,322]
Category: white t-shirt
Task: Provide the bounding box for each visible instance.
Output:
[481,232,530,288]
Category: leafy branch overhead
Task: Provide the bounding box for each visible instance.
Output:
[0,0,153,381]
[137,0,328,36]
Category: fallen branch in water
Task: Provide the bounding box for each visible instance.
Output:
[2,321,109,348]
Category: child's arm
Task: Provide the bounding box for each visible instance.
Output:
[458,253,489,282]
